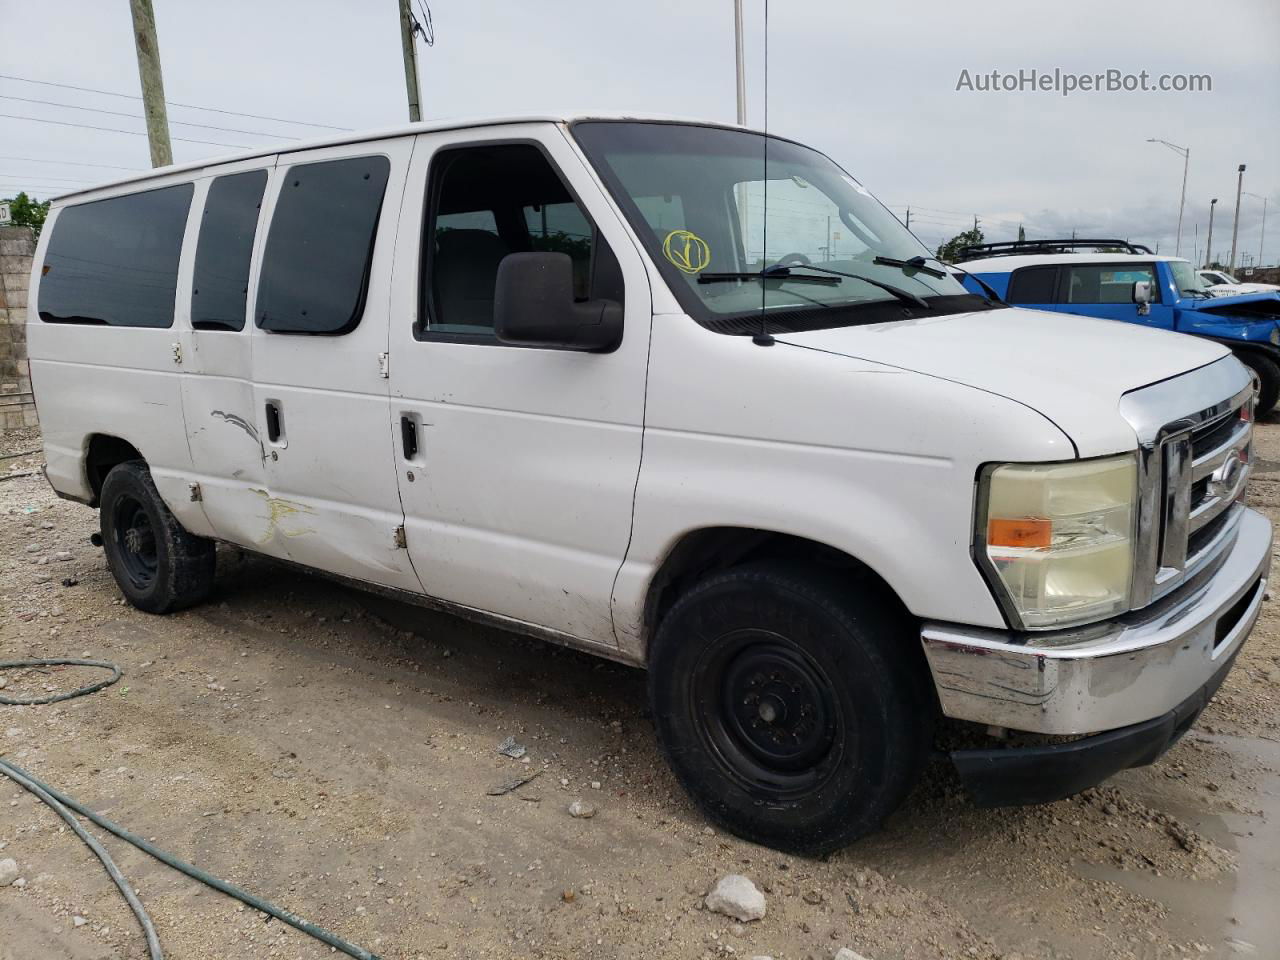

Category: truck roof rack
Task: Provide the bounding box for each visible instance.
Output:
[954,238,1154,263]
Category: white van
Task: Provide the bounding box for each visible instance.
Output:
[28,115,1271,853]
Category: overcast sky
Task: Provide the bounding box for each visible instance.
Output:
[2,0,1277,265]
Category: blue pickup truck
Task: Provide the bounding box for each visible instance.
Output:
[954,239,1280,413]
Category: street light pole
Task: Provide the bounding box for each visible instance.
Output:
[1229,164,1246,271]
[733,0,746,125]
[1243,191,1268,268]
[1205,198,1218,269]
[1146,138,1189,258]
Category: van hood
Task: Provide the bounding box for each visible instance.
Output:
[775,306,1230,459]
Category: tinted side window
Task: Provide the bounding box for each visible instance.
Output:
[1064,264,1158,304]
[192,170,268,331]
[1007,265,1059,304]
[422,143,622,339]
[39,184,193,328]
[256,155,390,335]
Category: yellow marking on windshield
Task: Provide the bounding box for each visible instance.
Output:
[663,229,711,274]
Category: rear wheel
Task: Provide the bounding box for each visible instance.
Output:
[99,461,215,614]
[648,563,932,855]
[1239,351,1280,417]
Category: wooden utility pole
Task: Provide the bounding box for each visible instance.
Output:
[398,0,423,122]
[129,0,172,167]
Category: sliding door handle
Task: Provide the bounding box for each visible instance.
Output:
[265,402,282,443]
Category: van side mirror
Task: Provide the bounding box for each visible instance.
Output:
[494,252,622,352]
[1132,280,1152,315]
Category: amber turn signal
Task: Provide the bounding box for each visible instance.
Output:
[987,517,1052,549]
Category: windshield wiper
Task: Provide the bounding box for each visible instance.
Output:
[698,263,932,310]
[872,255,947,279]
[698,266,841,286]
[887,253,1004,304]
[775,264,932,309]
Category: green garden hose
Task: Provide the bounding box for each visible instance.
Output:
[0,659,381,960]
[0,658,121,705]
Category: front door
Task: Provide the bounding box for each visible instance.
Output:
[387,124,651,645]
[248,138,420,592]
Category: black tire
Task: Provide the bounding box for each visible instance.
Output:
[648,563,932,855]
[99,461,215,614]
[1239,351,1280,417]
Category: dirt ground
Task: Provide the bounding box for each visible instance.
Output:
[2,420,1278,960]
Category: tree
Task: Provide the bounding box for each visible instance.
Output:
[2,192,50,237]
[935,226,984,263]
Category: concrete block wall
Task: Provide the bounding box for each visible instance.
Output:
[0,225,38,432]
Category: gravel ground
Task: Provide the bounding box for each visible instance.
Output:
[2,420,1278,960]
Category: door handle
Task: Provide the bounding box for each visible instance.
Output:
[400,415,419,460]
[265,402,282,443]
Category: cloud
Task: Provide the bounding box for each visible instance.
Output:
[2,0,1276,263]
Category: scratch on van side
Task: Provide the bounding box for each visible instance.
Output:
[210,410,260,443]
[250,488,315,543]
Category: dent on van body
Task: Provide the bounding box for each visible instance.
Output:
[209,409,262,449]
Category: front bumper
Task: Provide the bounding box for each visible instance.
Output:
[951,642,1243,806]
[920,506,1272,736]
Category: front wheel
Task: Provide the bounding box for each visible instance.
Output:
[648,563,932,854]
[99,461,216,614]
[1239,351,1280,417]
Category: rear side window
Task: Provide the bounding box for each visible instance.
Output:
[192,170,268,331]
[39,183,193,327]
[1006,265,1059,304]
[256,155,390,334]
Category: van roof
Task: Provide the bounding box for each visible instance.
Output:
[48,112,757,203]
[960,253,1188,273]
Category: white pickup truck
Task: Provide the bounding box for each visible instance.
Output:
[27,115,1271,853]
[1200,269,1280,297]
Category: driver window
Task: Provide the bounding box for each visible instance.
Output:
[420,143,623,340]
[1063,264,1158,304]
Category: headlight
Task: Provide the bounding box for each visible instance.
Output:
[977,455,1137,630]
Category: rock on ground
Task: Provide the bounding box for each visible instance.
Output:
[567,799,596,819]
[0,857,19,886]
[705,874,766,922]
[834,949,873,960]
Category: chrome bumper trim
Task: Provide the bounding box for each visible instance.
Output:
[921,507,1272,735]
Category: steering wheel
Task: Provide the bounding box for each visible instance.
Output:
[776,252,812,267]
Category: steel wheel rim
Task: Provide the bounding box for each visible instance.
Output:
[111,495,158,591]
[693,628,844,798]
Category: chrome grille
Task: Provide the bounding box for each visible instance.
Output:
[1120,357,1255,609]
[1161,402,1252,573]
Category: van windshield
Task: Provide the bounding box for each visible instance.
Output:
[572,121,989,333]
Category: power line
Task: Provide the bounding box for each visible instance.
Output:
[0,94,298,140]
[0,112,250,149]
[0,172,93,182]
[0,73,350,131]
[0,155,143,171]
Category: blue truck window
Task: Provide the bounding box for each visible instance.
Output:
[1007,266,1058,304]
[1064,264,1157,304]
